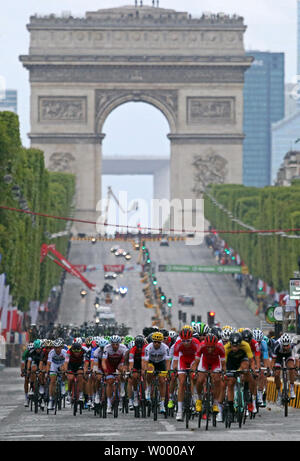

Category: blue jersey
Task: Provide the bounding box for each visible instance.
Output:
[259,340,269,360]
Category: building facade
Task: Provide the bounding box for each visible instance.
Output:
[243,51,285,187]
[0,90,17,113]
[275,150,300,186]
[272,111,300,183]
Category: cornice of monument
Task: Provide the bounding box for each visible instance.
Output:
[27,5,246,30]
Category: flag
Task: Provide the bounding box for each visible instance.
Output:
[0,273,6,319]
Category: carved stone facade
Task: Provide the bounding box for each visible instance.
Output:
[20,5,252,231]
[192,149,229,195]
[39,97,87,123]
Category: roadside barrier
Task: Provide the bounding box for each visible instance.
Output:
[266,377,300,409]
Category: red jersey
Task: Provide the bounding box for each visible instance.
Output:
[66,347,88,365]
[249,339,261,357]
[196,342,225,361]
[173,338,201,361]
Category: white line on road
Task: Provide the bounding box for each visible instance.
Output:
[159,420,177,432]
[5,434,45,439]
[82,433,121,437]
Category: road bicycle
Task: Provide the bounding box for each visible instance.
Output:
[225,370,249,428]
[198,370,223,430]
[130,370,147,418]
[278,359,297,417]
[146,369,168,421]
[28,370,41,414]
[67,371,84,416]
[93,372,108,418]
[178,369,194,429]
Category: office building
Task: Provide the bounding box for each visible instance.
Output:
[243,52,285,187]
[0,89,17,113]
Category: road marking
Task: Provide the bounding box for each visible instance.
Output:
[0,406,18,422]
[6,434,45,439]
[155,431,195,435]
[159,420,177,432]
[82,433,121,437]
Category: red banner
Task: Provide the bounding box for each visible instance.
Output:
[103,265,125,273]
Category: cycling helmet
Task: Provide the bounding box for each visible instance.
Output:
[237,328,245,333]
[242,329,253,343]
[205,334,219,346]
[229,332,242,346]
[27,342,34,351]
[73,337,82,345]
[124,335,134,346]
[152,332,164,342]
[128,340,135,350]
[252,329,264,342]
[221,328,232,342]
[197,323,210,336]
[135,335,145,348]
[180,325,193,340]
[44,339,53,348]
[280,333,291,346]
[160,329,169,338]
[33,339,42,350]
[99,337,109,348]
[222,325,233,331]
[169,331,178,340]
[85,336,93,347]
[53,338,63,347]
[210,326,222,340]
[71,342,82,351]
[110,335,121,344]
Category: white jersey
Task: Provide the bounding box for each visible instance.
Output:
[47,348,68,373]
[143,342,170,363]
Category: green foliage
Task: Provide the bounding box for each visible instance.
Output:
[204,184,300,293]
[0,111,75,311]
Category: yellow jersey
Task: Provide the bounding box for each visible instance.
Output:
[224,340,253,361]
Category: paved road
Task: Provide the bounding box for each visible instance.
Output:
[1,367,300,442]
[58,238,262,334]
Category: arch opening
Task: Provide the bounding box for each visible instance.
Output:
[101,101,171,234]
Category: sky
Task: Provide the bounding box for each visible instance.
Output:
[0,0,299,222]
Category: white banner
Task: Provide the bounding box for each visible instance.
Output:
[0,273,5,310]
[1,285,10,330]
[29,301,40,324]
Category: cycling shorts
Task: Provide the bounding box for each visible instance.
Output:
[197,355,222,373]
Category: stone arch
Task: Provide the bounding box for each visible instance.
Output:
[95,89,177,134]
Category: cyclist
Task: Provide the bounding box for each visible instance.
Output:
[241,329,261,413]
[101,335,127,414]
[252,329,271,407]
[91,337,109,405]
[21,343,34,407]
[194,333,226,421]
[172,325,201,421]
[271,333,297,405]
[224,332,253,420]
[128,335,146,408]
[62,341,89,405]
[142,331,170,414]
[27,339,43,399]
[46,338,68,410]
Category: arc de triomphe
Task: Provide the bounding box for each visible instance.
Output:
[20,5,252,232]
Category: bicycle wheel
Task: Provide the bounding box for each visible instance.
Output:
[235,382,244,428]
[282,369,289,417]
[34,382,39,414]
[73,381,78,416]
[184,389,192,429]
[153,385,158,422]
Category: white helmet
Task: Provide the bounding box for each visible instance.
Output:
[280,333,291,346]
[252,329,264,342]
